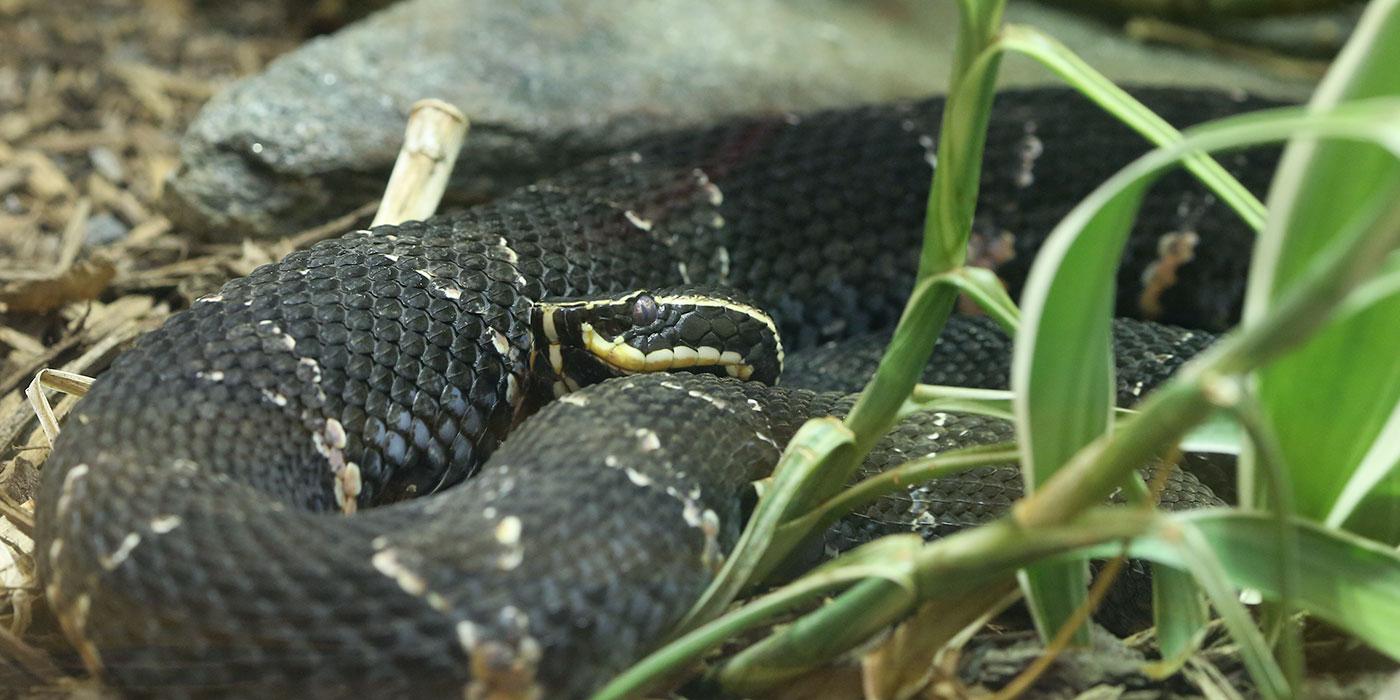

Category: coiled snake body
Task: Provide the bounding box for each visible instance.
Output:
[35,89,1276,697]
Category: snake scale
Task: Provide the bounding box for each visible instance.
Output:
[35,88,1277,697]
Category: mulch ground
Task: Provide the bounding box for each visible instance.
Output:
[0,0,392,692]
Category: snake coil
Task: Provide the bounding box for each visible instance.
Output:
[36,88,1274,697]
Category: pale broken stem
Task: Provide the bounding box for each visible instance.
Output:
[371,99,470,227]
[24,370,94,445]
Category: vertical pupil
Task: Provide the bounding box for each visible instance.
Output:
[632,295,658,326]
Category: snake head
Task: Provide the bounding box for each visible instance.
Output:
[531,285,783,396]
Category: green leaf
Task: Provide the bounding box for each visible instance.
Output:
[1010,101,1143,645]
[1346,472,1400,544]
[1326,253,1400,531]
[1015,98,1400,531]
[903,385,1017,422]
[1117,511,1400,662]
[1241,0,1400,533]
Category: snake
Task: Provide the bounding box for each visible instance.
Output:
[33,87,1278,697]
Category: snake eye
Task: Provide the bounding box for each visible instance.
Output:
[631,294,659,327]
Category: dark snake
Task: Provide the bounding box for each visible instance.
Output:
[34,88,1278,697]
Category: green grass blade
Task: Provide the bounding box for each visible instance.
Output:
[1151,563,1208,671]
[1240,0,1400,530]
[719,578,916,692]
[1166,523,1291,700]
[918,0,1006,279]
[1018,561,1090,645]
[719,508,1157,694]
[676,418,854,632]
[1178,409,1245,456]
[1226,393,1303,686]
[1118,511,1400,662]
[841,277,960,468]
[904,390,1239,457]
[1021,110,1400,530]
[1329,252,1400,325]
[744,0,1017,614]
[1009,97,1400,642]
[942,265,1020,332]
[1330,401,1400,530]
[775,443,1020,545]
[591,536,925,700]
[1344,474,1400,545]
[997,24,1266,231]
[903,385,1017,421]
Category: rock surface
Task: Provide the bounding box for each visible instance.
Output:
[165,0,941,238]
[168,0,1322,239]
[959,626,1201,697]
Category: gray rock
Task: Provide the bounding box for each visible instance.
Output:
[84,212,130,247]
[959,626,1187,697]
[88,146,125,183]
[168,0,1321,240]
[165,0,940,238]
[988,1,1318,99]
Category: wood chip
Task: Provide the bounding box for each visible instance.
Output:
[115,215,172,250]
[15,150,74,201]
[86,173,150,225]
[24,128,126,154]
[0,295,155,405]
[0,328,44,357]
[0,499,32,539]
[0,259,116,314]
[0,167,24,196]
[108,62,177,122]
[0,513,36,635]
